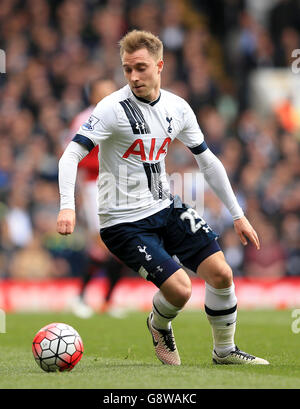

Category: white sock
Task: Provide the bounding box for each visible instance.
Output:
[152,290,181,330]
[205,282,237,357]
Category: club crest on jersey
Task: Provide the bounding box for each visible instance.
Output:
[166,116,173,133]
[82,115,99,131]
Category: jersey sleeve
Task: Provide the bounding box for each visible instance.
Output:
[176,100,208,155]
[72,98,116,151]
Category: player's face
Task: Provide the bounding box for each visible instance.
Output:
[122,48,163,102]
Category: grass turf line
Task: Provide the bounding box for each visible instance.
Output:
[0,310,299,389]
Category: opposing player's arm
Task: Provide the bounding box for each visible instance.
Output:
[57,141,89,235]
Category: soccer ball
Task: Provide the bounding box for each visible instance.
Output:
[32,322,84,372]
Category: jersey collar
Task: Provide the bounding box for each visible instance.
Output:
[132,91,161,106]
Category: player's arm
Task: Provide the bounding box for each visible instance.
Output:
[177,100,259,249]
[57,141,89,235]
[57,97,115,235]
[192,146,260,250]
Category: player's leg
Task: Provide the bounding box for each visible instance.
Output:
[70,181,100,318]
[78,256,98,300]
[101,256,126,318]
[80,181,101,299]
[103,257,123,304]
[100,216,191,365]
[147,267,192,366]
[197,251,269,364]
[69,250,97,319]
[150,267,191,331]
[197,251,236,357]
[150,267,191,332]
[164,199,269,365]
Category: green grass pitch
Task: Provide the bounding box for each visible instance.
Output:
[0,309,299,389]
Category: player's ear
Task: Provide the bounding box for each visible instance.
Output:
[157,59,164,74]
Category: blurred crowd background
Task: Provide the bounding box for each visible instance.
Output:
[0,0,299,281]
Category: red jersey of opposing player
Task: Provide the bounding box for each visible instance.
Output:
[69,107,99,182]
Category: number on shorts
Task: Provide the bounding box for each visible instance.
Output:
[180,208,211,234]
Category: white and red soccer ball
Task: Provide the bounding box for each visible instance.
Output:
[32,322,84,372]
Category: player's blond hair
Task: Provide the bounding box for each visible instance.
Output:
[119,30,163,61]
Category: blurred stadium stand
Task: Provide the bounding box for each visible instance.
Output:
[0,0,299,294]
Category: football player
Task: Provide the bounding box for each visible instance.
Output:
[57,30,269,365]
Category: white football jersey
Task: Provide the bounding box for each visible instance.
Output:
[74,84,206,228]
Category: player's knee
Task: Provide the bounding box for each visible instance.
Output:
[211,264,233,289]
[176,281,192,306]
[161,273,192,308]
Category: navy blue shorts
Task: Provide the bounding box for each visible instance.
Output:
[100,199,220,288]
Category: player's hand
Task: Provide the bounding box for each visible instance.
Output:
[56,209,76,235]
[233,216,260,250]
